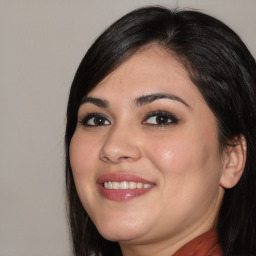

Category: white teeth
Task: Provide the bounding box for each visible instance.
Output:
[129,181,137,189]
[120,181,128,189]
[112,182,120,189]
[103,181,152,190]
[136,182,143,189]
[104,182,109,189]
[108,181,112,189]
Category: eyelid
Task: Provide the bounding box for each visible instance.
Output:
[142,110,179,126]
[78,113,111,127]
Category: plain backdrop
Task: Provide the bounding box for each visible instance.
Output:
[0,1,255,255]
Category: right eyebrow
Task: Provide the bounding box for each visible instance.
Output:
[134,93,190,108]
[80,97,109,108]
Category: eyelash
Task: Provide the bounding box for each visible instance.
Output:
[78,111,178,127]
[78,113,111,127]
[142,110,179,126]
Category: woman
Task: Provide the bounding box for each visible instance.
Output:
[65,6,256,256]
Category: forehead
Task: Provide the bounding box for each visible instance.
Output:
[87,45,204,105]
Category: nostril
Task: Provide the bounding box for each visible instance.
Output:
[103,156,110,161]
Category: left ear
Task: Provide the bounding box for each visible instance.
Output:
[220,135,247,189]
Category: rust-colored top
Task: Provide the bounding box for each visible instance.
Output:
[172,230,223,256]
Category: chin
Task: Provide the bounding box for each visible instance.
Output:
[94,218,146,242]
[98,227,141,242]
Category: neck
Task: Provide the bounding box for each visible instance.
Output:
[119,228,213,256]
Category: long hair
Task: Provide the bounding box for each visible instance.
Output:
[65,6,256,256]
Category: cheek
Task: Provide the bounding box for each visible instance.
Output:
[69,131,98,176]
[69,131,100,214]
[145,128,221,180]
[147,131,223,217]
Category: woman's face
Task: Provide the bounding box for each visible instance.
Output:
[69,46,226,253]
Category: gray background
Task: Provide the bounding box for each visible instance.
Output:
[1,1,255,255]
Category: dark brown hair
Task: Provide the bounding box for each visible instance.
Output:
[65,6,256,256]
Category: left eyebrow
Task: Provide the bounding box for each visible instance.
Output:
[134,93,190,108]
[80,97,109,108]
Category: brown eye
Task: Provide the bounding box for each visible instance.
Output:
[146,115,172,125]
[91,116,107,126]
[156,115,171,125]
[142,111,178,126]
[80,114,111,126]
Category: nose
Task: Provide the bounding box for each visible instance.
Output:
[99,124,142,164]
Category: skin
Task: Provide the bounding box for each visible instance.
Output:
[69,45,232,256]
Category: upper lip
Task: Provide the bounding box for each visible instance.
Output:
[96,173,155,185]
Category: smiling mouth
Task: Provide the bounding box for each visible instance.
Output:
[103,181,153,189]
[97,174,155,201]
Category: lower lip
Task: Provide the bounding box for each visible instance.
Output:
[98,185,154,201]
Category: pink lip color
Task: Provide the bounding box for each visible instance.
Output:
[97,173,155,201]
